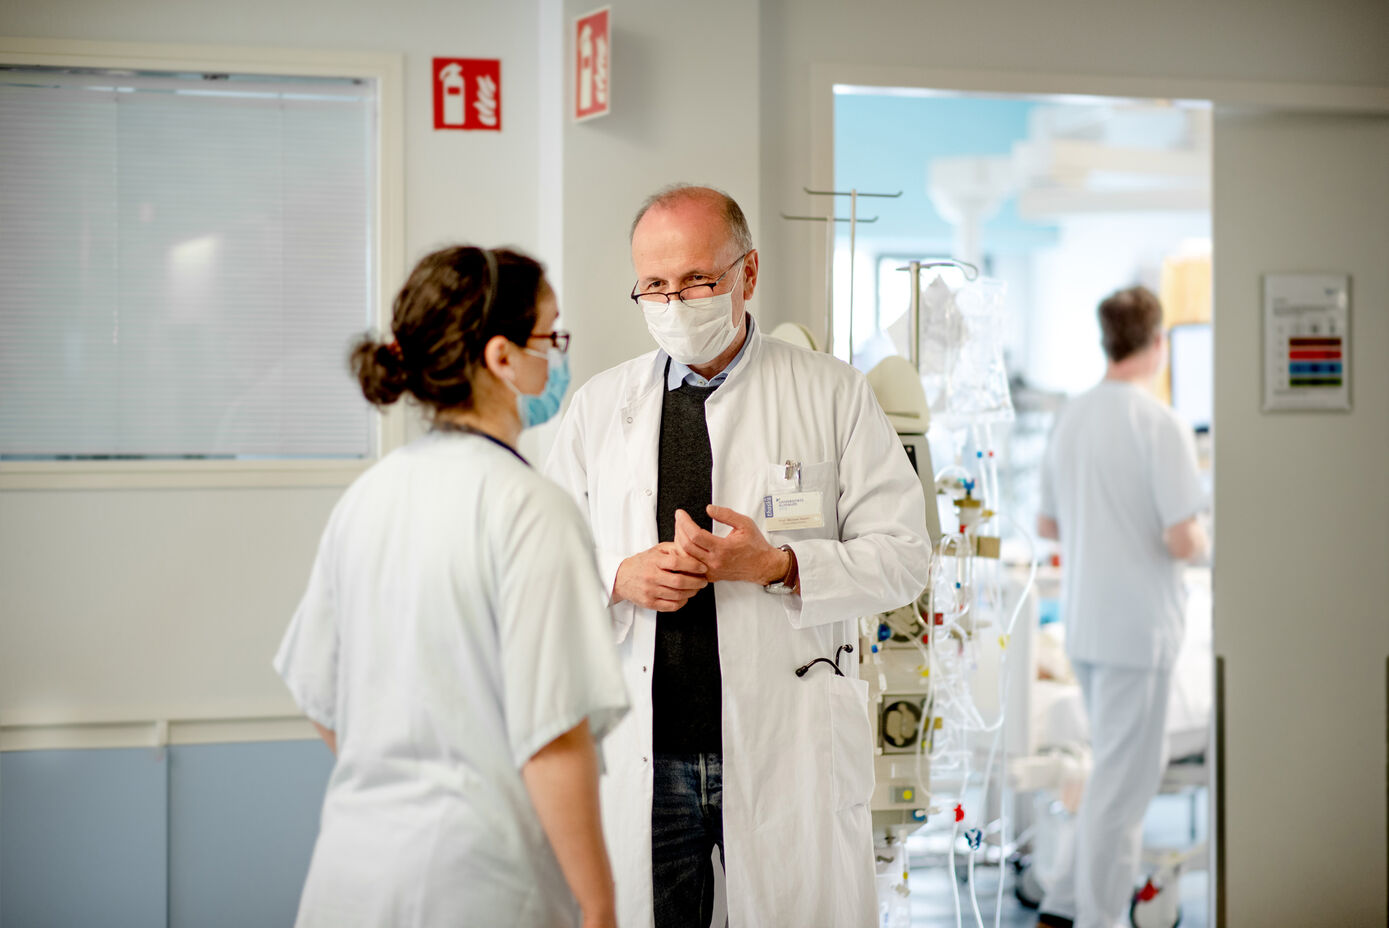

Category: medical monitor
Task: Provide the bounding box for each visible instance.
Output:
[1169,322,1212,433]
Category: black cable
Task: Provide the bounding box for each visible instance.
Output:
[794,657,843,678]
[795,644,856,678]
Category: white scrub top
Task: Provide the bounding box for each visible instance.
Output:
[275,431,630,928]
[1039,380,1206,669]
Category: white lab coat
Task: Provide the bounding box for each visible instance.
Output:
[275,433,629,928]
[545,324,930,927]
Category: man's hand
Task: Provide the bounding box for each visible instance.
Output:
[612,542,708,611]
[674,505,790,585]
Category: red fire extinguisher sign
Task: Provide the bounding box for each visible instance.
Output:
[574,7,611,122]
[433,58,501,131]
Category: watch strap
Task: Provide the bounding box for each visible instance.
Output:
[765,544,799,594]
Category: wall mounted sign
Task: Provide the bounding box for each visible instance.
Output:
[433,58,501,131]
[1262,273,1351,411]
[574,7,611,122]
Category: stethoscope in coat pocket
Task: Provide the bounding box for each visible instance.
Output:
[795,644,854,678]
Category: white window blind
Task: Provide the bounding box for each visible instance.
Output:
[0,67,377,460]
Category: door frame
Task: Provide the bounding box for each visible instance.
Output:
[809,62,1389,928]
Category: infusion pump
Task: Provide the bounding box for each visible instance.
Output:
[862,356,941,835]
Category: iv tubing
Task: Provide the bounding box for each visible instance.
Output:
[993,749,1009,928]
[967,847,985,928]
[948,818,963,928]
[969,510,1039,836]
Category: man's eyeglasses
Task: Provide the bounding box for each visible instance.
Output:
[528,330,571,353]
[629,251,750,305]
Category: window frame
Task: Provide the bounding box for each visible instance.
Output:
[0,37,406,490]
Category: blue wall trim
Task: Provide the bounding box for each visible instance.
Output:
[1,741,333,928]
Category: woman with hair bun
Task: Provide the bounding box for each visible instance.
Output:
[275,245,628,928]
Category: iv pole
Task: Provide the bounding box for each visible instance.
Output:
[782,187,901,361]
[897,258,980,372]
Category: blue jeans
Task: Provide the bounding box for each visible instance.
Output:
[652,753,724,928]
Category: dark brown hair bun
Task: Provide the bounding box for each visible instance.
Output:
[351,245,546,411]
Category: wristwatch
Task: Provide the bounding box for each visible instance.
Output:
[764,544,799,595]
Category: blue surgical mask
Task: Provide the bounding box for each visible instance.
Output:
[509,346,570,429]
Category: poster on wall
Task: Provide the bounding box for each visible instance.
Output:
[574,7,611,122]
[433,58,501,131]
[1262,273,1351,412]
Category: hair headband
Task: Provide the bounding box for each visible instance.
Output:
[481,248,498,319]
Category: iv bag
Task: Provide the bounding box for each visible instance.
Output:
[919,274,1014,426]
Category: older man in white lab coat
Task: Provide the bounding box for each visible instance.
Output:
[546,185,930,928]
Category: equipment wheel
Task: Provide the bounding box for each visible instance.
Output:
[1129,877,1181,928]
[1012,858,1044,909]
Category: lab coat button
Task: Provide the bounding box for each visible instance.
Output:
[644,488,652,496]
[625,416,633,423]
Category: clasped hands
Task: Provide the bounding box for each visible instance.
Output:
[612,505,792,612]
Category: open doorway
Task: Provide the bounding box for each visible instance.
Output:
[829,87,1215,928]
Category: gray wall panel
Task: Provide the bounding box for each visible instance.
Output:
[0,748,167,928]
[167,741,333,928]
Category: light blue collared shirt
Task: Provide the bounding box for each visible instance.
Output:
[664,315,756,391]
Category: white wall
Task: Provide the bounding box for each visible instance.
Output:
[0,0,548,732]
[552,0,761,396]
[1212,109,1389,925]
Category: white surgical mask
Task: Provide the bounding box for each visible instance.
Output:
[641,264,744,366]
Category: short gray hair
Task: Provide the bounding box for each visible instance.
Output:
[629,184,754,255]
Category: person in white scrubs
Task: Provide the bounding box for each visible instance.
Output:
[545,185,930,927]
[1035,286,1208,928]
[274,246,630,928]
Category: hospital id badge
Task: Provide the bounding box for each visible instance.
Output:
[762,491,824,531]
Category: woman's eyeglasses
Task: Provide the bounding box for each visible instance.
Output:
[528,330,571,353]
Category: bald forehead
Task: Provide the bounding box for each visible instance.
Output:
[633,195,738,250]
[634,193,731,242]
[630,200,743,288]
[631,182,752,240]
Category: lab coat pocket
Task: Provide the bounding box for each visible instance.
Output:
[827,674,875,810]
[763,460,839,541]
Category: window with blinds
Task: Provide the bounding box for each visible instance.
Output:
[0,67,377,460]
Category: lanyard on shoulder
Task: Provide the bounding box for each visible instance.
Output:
[431,421,530,467]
